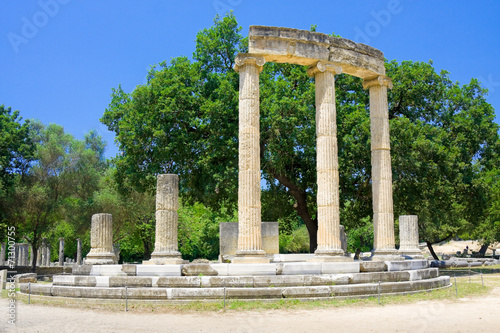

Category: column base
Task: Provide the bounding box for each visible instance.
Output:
[146,251,185,265]
[399,250,425,260]
[84,252,116,265]
[232,250,270,264]
[370,249,404,261]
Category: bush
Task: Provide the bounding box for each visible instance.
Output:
[279,225,310,253]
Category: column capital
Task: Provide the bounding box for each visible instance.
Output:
[363,75,393,90]
[307,61,342,77]
[234,53,266,73]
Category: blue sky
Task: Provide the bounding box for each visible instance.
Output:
[1,0,499,158]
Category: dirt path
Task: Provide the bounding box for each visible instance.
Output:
[1,287,499,333]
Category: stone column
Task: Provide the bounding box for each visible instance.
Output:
[76,238,82,265]
[148,174,183,265]
[308,61,351,262]
[84,214,116,265]
[46,246,51,266]
[0,243,5,266]
[399,215,424,259]
[41,239,47,267]
[36,246,42,267]
[363,75,399,260]
[58,238,65,266]
[29,245,33,267]
[232,53,269,264]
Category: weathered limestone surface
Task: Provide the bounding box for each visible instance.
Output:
[58,238,65,266]
[85,213,116,265]
[363,76,399,260]
[248,26,385,78]
[76,238,82,265]
[307,61,350,262]
[0,243,5,266]
[46,246,51,267]
[399,215,424,259]
[148,174,183,265]
[232,54,269,264]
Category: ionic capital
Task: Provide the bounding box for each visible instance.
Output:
[363,75,393,90]
[307,61,342,77]
[234,53,266,73]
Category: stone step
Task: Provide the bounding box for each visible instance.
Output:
[21,276,451,300]
[53,268,438,288]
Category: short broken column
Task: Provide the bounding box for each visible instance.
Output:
[148,174,183,265]
[398,215,424,259]
[84,214,116,265]
[76,238,82,265]
[46,246,51,266]
[58,238,65,266]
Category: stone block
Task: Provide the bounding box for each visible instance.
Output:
[282,262,322,275]
[321,262,360,274]
[20,283,51,296]
[210,263,229,276]
[136,265,182,276]
[182,263,218,276]
[121,264,137,276]
[201,276,254,288]
[74,276,97,287]
[170,288,224,300]
[109,276,152,287]
[360,261,387,272]
[95,276,109,287]
[157,276,201,288]
[331,283,378,296]
[227,263,276,276]
[304,274,349,286]
[125,288,168,299]
[98,265,127,276]
[271,253,315,262]
[15,273,37,284]
[349,271,410,284]
[410,260,429,270]
[225,287,282,299]
[385,261,412,271]
[282,286,331,298]
[219,222,279,256]
[0,269,7,289]
[52,275,75,286]
[254,275,305,287]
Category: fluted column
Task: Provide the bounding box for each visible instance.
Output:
[232,53,269,264]
[84,213,116,265]
[399,215,424,259]
[363,75,399,260]
[307,61,351,262]
[41,238,47,266]
[148,174,184,265]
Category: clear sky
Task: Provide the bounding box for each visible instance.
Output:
[1,0,499,158]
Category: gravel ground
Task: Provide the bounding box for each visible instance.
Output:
[0,283,499,333]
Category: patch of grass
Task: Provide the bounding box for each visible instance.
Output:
[14,274,498,313]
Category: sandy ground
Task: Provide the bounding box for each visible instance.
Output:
[423,240,500,256]
[1,283,499,333]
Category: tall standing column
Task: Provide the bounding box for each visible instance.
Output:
[363,76,399,260]
[148,174,184,265]
[84,214,116,265]
[36,246,42,267]
[232,53,269,264]
[58,238,65,266]
[399,215,424,259]
[76,238,82,265]
[46,246,51,266]
[308,61,351,262]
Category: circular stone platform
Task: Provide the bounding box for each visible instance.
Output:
[19,259,451,301]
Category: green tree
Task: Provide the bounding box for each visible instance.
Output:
[102,14,500,255]
[8,122,106,271]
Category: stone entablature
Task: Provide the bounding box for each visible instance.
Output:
[249,26,385,78]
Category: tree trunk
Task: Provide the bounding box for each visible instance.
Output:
[426,241,439,260]
[31,246,37,273]
[268,169,318,252]
[479,243,489,257]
